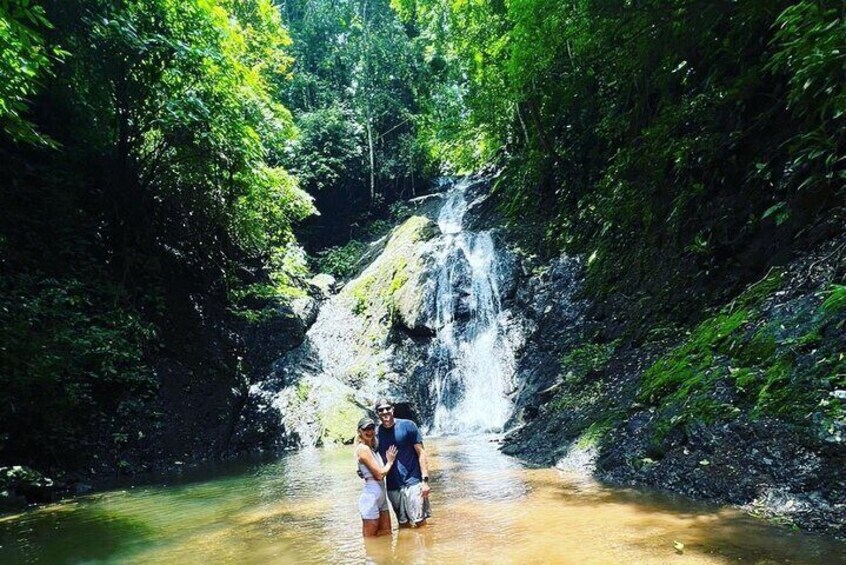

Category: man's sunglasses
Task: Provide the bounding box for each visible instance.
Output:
[376,406,393,413]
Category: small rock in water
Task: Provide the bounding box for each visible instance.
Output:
[673,541,685,554]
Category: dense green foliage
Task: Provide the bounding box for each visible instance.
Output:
[398,0,846,325]
[0,0,313,471]
[397,0,846,457]
[280,0,433,250]
[0,1,64,144]
[2,0,844,479]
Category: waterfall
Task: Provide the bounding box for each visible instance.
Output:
[428,182,516,434]
[252,177,517,446]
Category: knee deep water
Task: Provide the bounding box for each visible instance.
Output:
[1,436,844,564]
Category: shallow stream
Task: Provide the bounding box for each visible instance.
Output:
[2,436,844,564]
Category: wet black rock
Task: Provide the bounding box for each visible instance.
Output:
[498,231,846,538]
[504,253,590,430]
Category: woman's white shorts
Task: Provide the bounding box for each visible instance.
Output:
[358,480,389,520]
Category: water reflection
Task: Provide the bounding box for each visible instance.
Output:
[1,436,844,564]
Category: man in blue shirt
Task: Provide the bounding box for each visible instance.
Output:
[374,397,431,527]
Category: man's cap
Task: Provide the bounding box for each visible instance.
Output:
[374,397,393,411]
[357,417,377,430]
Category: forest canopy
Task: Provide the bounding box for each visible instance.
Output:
[1,0,844,474]
[394,0,845,324]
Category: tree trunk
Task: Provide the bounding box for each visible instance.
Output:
[366,116,376,200]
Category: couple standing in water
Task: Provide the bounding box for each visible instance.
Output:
[355,398,432,537]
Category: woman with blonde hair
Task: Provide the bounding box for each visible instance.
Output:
[355,416,397,537]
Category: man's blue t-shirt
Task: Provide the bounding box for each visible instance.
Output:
[377,419,423,491]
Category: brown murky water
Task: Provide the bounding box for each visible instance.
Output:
[1,436,843,564]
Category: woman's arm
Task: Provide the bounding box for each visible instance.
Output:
[357,445,397,480]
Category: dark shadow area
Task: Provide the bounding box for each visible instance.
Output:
[0,506,154,564]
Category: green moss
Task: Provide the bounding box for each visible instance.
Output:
[390,215,438,244]
[295,381,311,402]
[732,269,785,310]
[349,273,376,315]
[561,340,619,380]
[795,329,822,348]
[558,297,790,444]
[755,356,794,415]
[344,216,434,324]
[735,327,778,365]
[731,366,758,389]
[640,270,846,442]
[340,215,437,358]
[641,308,750,401]
[820,284,846,315]
[320,400,363,445]
[550,378,605,412]
[576,419,613,448]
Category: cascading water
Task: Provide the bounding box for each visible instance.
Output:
[252,177,517,445]
[428,182,516,434]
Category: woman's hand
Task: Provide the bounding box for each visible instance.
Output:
[386,445,398,463]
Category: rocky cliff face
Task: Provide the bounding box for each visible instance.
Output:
[500,230,846,538]
[242,201,443,447]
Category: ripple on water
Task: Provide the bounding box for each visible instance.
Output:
[1,436,844,564]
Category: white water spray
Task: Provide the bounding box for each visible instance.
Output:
[429,182,516,434]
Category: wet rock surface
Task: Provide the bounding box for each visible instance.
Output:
[598,418,846,535]
[500,230,846,538]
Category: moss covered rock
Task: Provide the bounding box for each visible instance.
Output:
[342,215,438,339]
[275,375,368,446]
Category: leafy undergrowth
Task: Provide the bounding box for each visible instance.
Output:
[313,202,417,281]
[640,270,846,442]
[314,240,370,280]
[549,340,624,447]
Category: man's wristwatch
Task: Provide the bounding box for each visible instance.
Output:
[422,476,430,483]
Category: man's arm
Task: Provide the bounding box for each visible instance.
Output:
[414,443,430,497]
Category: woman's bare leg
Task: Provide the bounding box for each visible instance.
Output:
[362,518,380,537]
[376,510,391,536]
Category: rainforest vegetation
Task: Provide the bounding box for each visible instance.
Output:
[1,0,844,486]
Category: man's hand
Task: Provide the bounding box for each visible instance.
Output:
[421,481,430,498]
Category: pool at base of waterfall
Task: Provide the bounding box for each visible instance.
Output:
[1,436,843,564]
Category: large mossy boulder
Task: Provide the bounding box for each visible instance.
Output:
[342,215,438,339]
[275,375,368,446]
